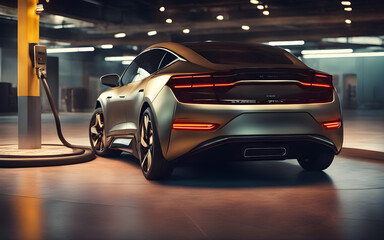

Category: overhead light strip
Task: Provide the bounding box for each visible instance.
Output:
[302,49,353,55]
[105,56,136,61]
[268,40,305,46]
[101,44,113,49]
[122,60,133,65]
[47,47,95,53]
[303,52,384,59]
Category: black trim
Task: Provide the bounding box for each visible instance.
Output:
[183,134,338,159]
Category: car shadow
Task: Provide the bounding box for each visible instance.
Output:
[115,153,334,188]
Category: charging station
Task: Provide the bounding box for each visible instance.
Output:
[0,0,94,167]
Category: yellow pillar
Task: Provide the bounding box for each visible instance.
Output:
[18,0,41,149]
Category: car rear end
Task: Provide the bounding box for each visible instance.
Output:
[151,43,343,162]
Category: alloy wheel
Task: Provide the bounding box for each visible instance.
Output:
[90,113,105,152]
[140,113,153,174]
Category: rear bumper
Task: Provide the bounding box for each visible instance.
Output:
[176,134,339,162]
[152,86,343,161]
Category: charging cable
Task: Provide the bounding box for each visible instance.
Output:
[37,68,93,151]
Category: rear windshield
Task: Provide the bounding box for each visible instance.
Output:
[183,42,294,65]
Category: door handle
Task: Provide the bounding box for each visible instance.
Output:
[138,89,144,92]
[106,96,112,99]
[119,96,125,98]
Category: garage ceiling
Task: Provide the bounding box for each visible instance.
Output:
[1,0,384,49]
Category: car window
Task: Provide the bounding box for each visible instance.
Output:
[183,42,294,65]
[120,49,167,85]
[136,49,166,75]
[120,60,138,85]
[132,67,150,82]
[158,52,177,70]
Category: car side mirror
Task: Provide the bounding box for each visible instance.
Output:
[100,74,120,87]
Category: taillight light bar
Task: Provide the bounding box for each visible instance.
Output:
[311,73,333,88]
[172,122,219,131]
[169,74,214,89]
[322,121,341,129]
[168,73,334,89]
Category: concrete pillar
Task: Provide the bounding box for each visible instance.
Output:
[18,0,41,149]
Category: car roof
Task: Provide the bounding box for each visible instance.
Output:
[145,42,307,70]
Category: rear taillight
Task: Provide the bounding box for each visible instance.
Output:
[312,73,333,88]
[167,74,217,103]
[168,74,214,89]
[172,122,219,131]
[167,71,334,104]
[299,73,333,88]
[322,121,341,129]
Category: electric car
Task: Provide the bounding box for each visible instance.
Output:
[89,42,343,180]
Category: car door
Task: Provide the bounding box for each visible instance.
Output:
[105,60,139,136]
[105,49,167,137]
[125,49,167,132]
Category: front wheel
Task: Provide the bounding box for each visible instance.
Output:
[297,145,335,171]
[139,108,173,180]
[89,108,121,157]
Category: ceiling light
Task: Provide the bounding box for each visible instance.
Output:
[114,33,126,38]
[257,5,264,10]
[47,47,95,53]
[101,44,113,49]
[241,25,250,31]
[122,60,133,65]
[303,52,384,59]
[341,1,351,6]
[301,49,353,55]
[216,15,224,20]
[265,5,268,9]
[345,19,352,24]
[166,18,172,23]
[250,0,259,4]
[183,28,190,34]
[147,30,157,36]
[268,40,305,46]
[263,10,270,15]
[104,56,136,61]
[159,6,165,12]
[344,7,352,11]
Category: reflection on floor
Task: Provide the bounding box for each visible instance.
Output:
[0,109,383,240]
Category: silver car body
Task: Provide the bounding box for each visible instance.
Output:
[96,42,343,162]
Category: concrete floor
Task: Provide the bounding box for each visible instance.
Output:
[0,110,383,240]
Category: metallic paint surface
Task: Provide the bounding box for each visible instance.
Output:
[151,86,342,160]
[96,42,343,162]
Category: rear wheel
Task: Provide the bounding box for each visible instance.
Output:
[297,145,335,171]
[89,108,121,157]
[139,108,173,180]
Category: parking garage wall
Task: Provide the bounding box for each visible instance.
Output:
[0,47,17,86]
[303,56,384,109]
[48,52,124,112]
[0,47,125,113]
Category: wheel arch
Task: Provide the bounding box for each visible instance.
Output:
[95,100,101,109]
[137,99,170,159]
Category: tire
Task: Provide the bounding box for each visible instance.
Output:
[89,108,121,157]
[139,108,173,180]
[297,145,335,171]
